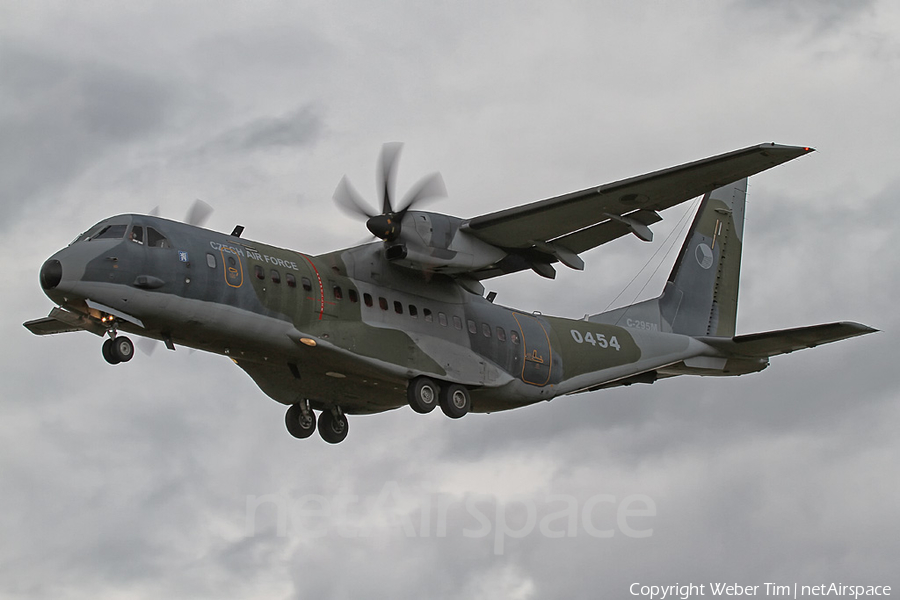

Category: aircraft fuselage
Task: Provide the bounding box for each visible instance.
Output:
[39,213,724,418]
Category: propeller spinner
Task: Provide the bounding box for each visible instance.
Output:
[333,143,447,242]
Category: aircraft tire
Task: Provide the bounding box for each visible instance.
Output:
[439,384,470,419]
[102,338,121,365]
[285,403,316,439]
[408,377,439,414]
[317,410,349,444]
[112,336,135,363]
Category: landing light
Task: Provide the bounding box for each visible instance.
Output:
[300,338,317,347]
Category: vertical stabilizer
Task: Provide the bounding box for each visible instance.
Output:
[590,179,747,337]
[658,179,746,337]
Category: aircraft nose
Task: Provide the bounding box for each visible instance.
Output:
[40,259,62,290]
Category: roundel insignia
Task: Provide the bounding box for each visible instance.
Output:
[695,243,714,269]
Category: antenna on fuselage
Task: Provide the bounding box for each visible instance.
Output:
[231,225,244,237]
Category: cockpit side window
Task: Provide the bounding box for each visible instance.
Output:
[146,227,170,248]
[94,224,128,240]
[130,226,144,244]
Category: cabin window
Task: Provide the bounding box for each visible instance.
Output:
[206,253,216,268]
[130,226,144,244]
[95,224,128,240]
[333,286,343,300]
[271,269,281,283]
[423,308,433,322]
[467,319,477,334]
[510,330,520,345]
[497,326,507,342]
[286,273,297,288]
[394,301,403,314]
[146,227,169,248]
[453,316,462,330]
[254,265,265,280]
[438,312,448,327]
[482,323,491,337]
[349,289,359,303]
[379,297,388,311]
[302,277,312,292]
[409,305,418,318]
[364,293,373,307]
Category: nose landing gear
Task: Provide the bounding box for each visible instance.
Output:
[102,335,134,364]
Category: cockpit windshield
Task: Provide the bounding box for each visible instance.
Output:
[94,224,128,239]
[69,218,134,245]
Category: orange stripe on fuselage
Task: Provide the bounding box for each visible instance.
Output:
[301,255,325,320]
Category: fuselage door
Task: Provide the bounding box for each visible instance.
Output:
[512,312,552,386]
[221,250,244,288]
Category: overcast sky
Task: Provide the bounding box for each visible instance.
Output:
[2,1,898,598]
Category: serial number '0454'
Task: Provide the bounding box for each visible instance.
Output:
[570,330,621,351]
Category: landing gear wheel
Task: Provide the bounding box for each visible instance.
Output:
[408,377,439,414]
[102,338,120,365]
[439,383,470,419]
[285,403,316,439]
[112,336,134,363]
[317,409,349,444]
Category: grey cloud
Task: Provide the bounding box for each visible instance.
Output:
[196,106,323,155]
[0,44,174,213]
[730,0,877,33]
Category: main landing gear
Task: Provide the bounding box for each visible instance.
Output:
[284,377,471,444]
[408,376,471,419]
[284,401,349,444]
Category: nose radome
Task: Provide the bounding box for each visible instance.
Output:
[40,259,62,290]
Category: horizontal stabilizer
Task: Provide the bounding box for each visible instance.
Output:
[23,307,106,337]
[699,322,877,358]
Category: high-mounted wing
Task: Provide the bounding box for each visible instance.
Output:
[462,143,813,275]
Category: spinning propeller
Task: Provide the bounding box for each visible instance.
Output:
[149,198,214,228]
[139,199,214,356]
[333,142,447,242]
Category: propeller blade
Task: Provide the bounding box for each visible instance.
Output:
[333,176,377,219]
[333,142,446,243]
[377,142,403,214]
[397,172,447,215]
[185,199,214,227]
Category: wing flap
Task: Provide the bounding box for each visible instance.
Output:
[700,322,878,358]
[463,143,813,251]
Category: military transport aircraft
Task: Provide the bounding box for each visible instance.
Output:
[25,142,876,443]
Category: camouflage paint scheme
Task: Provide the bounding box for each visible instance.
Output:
[26,143,876,441]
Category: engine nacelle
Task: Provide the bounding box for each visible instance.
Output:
[386,211,507,274]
